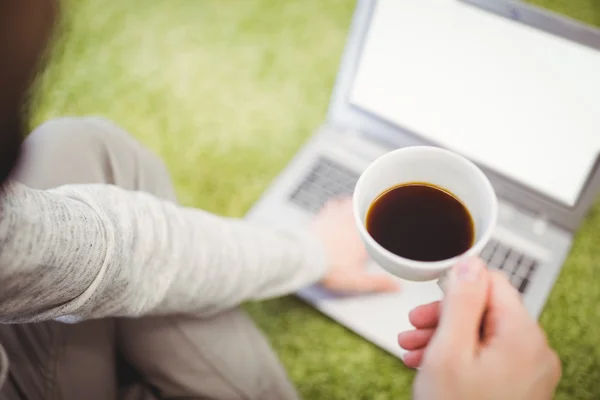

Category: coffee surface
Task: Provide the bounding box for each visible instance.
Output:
[366,183,474,262]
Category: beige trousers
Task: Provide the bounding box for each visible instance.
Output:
[0,117,299,400]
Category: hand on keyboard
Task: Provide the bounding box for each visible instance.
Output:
[310,197,400,294]
[397,258,561,400]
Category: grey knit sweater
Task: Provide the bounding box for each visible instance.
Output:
[0,181,327,389]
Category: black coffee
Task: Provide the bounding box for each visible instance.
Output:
[366,183,474,262]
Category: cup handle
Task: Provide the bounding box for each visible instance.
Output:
[437,270,449,293]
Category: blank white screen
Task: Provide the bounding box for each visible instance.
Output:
[350,0,600,206]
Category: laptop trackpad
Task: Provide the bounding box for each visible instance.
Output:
[298,271,443,359]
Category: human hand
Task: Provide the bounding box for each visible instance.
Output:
[397,258,561,400]
[311,197,399,294]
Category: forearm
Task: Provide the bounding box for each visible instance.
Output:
[102,187,328,316]
[0,182,326,323]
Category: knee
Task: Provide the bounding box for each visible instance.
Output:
[18,117,173,196]
[15,117,123,187]
[25,117,149,163]
[25,117,111,156]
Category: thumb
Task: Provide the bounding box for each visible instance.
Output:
[428,257,490,357]
[482,270,532,339]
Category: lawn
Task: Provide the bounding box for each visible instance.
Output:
[31,0,600,398]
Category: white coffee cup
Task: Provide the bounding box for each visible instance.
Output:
[353,146,498,282]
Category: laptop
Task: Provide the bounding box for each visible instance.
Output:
[246,0,600,359]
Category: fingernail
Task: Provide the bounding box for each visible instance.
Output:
[455,257,482,282]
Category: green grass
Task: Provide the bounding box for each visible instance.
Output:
[30,0,600,398]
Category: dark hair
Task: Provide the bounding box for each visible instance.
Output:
[0,116,22,184]
[0,0,58,185]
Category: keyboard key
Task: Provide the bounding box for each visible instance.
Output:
[510,273,522,288]
[504,251,522,275]
[529,259,538,272]
[490,250,509,269]
[494,243,510,257]
[480,242,496,262]
[515,260,532,278]
[518,278,530,293]
[525,260,538,280]
[519,254,533,266]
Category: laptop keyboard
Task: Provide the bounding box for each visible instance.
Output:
[480,238,538,294]
[289,156,359,213]
[289,157,539,294]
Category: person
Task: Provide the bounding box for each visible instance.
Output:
[0,2,400,399]
[0,1,561,400]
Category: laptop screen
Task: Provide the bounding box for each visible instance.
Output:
[349,0,600,207]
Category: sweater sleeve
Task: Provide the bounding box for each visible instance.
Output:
[0,181,327,323]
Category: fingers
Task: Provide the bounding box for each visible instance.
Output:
[427,257,490,357]
[352,273,400,293]
[397,302,439,367]
[325,271,400,294]
[323,197,353,211]
[409,301,441,329]
[402,349,425,369]
[398,328,435,351]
